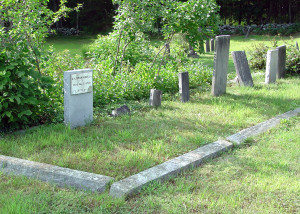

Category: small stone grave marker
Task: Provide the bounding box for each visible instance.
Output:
[178,72,189,102]
[64,69,93,129]
[212,35,230,96]
[206,40,210,52]
[265,49,278,84]
[277,45,286,79]
[210,39,215,52]
[231,51,254,87]
[149,89,162,107]
[112,105,130,117]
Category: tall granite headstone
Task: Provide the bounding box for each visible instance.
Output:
[149,89,162,107]
[277,45,286,79]
[231,51,253,87]
[206,40,210,52]
[210,39,215,52]
[296,42,299,51]
[178,72,189,102]
[64,69,93,129]
[212,35,230,96]
[265,49,278,84]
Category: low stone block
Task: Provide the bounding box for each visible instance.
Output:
[109,140,233,198]
[0,155,113,193]
[265,49,278,84]
[212,35,230,96]
[231,51,254,87]
[227,107,300,145]
[178,72,189,103]
[277,45,286,79]
[149,89,162,107]
[112,105,130,117]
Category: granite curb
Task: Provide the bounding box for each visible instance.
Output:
[227,107,300,145]
[0,155,113,193]
[109,140,233,198]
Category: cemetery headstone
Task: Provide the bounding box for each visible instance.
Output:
[178,72,189,102]
[112,105,130,117]
[265,49,278,84]
[212,35,230,96]
[210,39,215,52]
[188,45,199,58]
[149,89,162,107]
[296,41,299,51]
[206,40,210,52]
[231,51,254,87]
[277,45,286,79]
[64,69,93,129]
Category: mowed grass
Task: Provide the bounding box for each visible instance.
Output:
[1,35,300,180]
[0,75,299,180]
[0,114,299,213]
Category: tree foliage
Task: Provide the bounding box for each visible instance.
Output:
[0,0,78,131]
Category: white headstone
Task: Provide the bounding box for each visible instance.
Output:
[64,69,93,129]
[265,50,278,84]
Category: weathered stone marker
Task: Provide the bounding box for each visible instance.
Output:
[205,40,210,52]
[64,69,93,129]
[231,51,254,87]
[277,45,286,79]
[265,49,278,84]
[296,41,299,51]
[212,35,230,96]
[149,89,162,107]
[112,105,130,117]
[210,39,215,52]
[178,72,189,102]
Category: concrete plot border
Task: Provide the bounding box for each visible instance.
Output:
[227,107,300,145]
[0,155,113,193]
[109,140,233,198]
[109,106,300,198]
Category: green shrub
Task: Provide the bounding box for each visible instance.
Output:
[286,45,300,74]
[248,43,269,70]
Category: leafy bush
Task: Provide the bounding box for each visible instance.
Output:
[286,45,300,74]
[248,43,269,70]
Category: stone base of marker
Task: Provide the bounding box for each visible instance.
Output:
[112,105,130,117]
[64,69,93,129]
[277,45,286,79]
[265,49,278,84]
[232,51,254,87]
[150,89,162,107]
[178,72,189,102]
[212,35,230,96]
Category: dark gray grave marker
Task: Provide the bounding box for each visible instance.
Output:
[64,69,93,129]
[178,72,189,102]
[277,45,286,79]
[149,89,162,107]
[206,40,210,52]
[212,35,230,96]
[231,51,254,87]
[210,39,215,52]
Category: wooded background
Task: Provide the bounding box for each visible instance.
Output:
[48,0,300,33]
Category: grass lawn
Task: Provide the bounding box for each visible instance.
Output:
[0,114,299,213]
[0,34,299,212]
[1,35,300,180]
